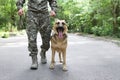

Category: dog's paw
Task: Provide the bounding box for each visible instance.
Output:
[49,64,55,69]
[63,66,68,71]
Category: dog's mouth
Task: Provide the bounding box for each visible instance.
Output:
[56,27,64,39]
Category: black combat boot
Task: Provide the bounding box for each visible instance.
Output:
[40,49,47,64]
[31,55,38,69]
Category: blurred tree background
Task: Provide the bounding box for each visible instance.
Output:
[0,0,120,38]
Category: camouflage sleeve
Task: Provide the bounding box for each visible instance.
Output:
[16,0,25,10]
[48,0,57,13]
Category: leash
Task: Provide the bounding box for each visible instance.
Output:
[18,15,24,30]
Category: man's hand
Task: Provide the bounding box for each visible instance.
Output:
[18,9,24,16]
[50,10,56,17]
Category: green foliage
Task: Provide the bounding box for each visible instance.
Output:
[0,0,120,38]
[0,0,18,32]
[57,0,83,32]
[56,0,120,38]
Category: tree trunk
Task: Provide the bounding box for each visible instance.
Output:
[111,0,119,34]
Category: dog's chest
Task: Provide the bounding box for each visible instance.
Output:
[52,42,67,52]
[51,34,67,51]
[51,39,66,47]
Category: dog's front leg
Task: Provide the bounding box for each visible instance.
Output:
[59,52,62,63]
[49,48,55,69]
[62,50,67,71]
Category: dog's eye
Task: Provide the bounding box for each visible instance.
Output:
[56,22,60,25]
[62,22,65,25]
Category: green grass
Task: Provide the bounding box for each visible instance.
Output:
[0,32,9,38]
[0,30,26,38]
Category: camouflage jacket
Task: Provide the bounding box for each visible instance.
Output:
[16,0,57,13]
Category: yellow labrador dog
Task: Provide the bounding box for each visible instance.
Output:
[49,19,68,71]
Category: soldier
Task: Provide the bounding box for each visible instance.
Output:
[16,0,57,70]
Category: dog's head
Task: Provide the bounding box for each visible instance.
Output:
[53,19,68,38]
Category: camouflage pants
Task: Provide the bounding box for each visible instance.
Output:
[26,10,51,56]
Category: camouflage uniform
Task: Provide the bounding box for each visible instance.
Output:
[16,0,57,56]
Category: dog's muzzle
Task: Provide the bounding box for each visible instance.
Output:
[56,27,64,39]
